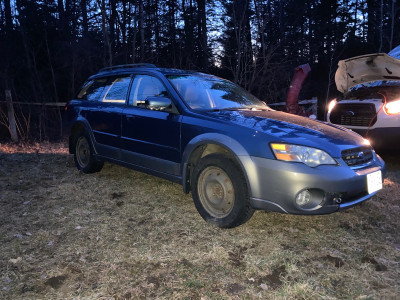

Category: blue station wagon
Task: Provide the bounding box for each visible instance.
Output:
[65,64,385,228]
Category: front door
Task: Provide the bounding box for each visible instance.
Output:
[121,74,181,176]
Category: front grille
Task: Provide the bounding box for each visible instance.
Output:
[342,146,374,167]
[330,103,377,127]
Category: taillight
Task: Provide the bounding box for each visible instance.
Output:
[64,101,71,111]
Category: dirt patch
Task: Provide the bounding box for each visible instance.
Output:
[226,282,245,294]
[257,265,287,290]
[44,275,68,289]
[361,256,388,271]
[111,192,126,199]
[322,255,345,268]
[146,275,161,289]
[228,245,248,267]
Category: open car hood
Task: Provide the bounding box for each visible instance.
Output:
[335,52,400,93]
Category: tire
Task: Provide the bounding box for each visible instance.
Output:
[73,131,104,174]
[191,154,254,228]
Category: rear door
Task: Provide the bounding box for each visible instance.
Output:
[82,75,132,159]
[121,74,181,176]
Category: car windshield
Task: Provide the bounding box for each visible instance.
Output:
[167,74,270,111]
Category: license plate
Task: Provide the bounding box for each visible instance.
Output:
[367,170,383,194]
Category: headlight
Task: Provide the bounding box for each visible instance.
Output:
[270,143,337,167]
[327,99,337,114]
[384,99,400,115]
[363,138,370,146]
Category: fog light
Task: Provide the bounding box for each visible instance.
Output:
[295,189,325,210]
[296,190,311,207]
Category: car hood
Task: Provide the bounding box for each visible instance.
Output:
[201,110,366,156]
[335,52,400,93]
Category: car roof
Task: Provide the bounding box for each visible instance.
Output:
[89,64,219,80]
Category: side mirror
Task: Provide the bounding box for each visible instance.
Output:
[146,97,172,111]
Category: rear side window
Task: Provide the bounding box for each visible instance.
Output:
[102,76,132,103]
[77,78,107,101]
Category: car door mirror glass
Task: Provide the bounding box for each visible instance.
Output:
[146,96,172,111]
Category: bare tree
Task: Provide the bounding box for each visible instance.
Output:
[97,0,113,66]
[81,0,89,38]
[379,0,383,52]
[4,0,13,34]
[389,0,397,50]
[139,0,145,61]
[197,0,208,70]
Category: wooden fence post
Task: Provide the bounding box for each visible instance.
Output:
[5,89,18,143]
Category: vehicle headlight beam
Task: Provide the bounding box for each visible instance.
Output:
[327,99,337,114]
[384,99,400,115]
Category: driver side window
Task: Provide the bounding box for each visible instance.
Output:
[129,75,169,107]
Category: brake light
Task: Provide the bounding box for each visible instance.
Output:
[64,101,71,111]
[384,99,400,115]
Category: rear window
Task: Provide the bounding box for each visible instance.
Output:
[102,76,132,103]
[77,78,108,101]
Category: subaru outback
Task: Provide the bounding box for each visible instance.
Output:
[65,64,385,228]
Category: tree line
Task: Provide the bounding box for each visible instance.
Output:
[0,0,399,108]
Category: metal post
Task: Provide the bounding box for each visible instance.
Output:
[5,89,18,143]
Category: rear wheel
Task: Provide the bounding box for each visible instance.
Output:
[191,154,254,228]
[73,132,103,173]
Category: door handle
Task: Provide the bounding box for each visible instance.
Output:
[126,115,136,120]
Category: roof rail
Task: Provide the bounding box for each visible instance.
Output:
[99,63,157,72]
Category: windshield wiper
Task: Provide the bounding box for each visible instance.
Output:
[208,107,247,112]
[208,107,271,112]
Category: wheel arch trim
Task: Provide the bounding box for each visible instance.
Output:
[69,119,98,155]
[181,133,253,195]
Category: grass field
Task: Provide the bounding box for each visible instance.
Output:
[0,142,399,299]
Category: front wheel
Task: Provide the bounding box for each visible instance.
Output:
[73,132,104,173]
[191,154,254,228]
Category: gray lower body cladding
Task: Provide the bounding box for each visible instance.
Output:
[243,156,385,214]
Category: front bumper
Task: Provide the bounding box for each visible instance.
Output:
[243,155,385,215]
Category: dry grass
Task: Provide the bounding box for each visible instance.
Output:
[0,142,399,299]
